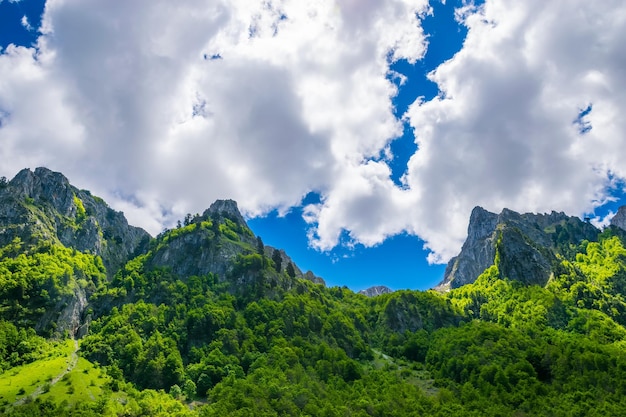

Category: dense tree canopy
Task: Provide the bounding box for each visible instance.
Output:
[3,215,626,415]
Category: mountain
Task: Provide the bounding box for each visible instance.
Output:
[358,285,393,297]
[0,168,321,336]
[2,167,626,416]
[437,206,600,290]
[141,198,322,288]
[0,168,150,337]
[0,167,150,274]
[611,205,626,230]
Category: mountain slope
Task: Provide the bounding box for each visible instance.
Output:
[438,206,600,290]
[2,167,626,416]
[0,167,150,274]
[0,168,150,336]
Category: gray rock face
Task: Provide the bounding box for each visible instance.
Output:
[436,206,599,290]
[610,206,626,231]
[203,199,247,225]
[358,286,393,297]
[0,167,150,275]
[439,207,499,290]
[0,167,151,336]
[36,284,87,338]
[497,226,553,286]
[147,199,324,288]
[147,222,252,278]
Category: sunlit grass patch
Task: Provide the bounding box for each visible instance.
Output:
[0,339,74,404]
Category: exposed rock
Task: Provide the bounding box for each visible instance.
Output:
[497,226,553,286]
[1,169,327,336]
[0,167,150,275]
[146,199,322,290]
[0,168,151,337]
[437,207,499,291]
[359,285,393,297]
[303,270,326,286]
[610,206,626,231]
[436,206,599,290]
[147,222,252,279]
[203,199,247,226]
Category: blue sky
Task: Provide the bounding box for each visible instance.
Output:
[250,0,472,290]
[2,0,626,291]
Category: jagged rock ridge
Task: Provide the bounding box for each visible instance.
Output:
[0,167,150,274]
[0,168,326,336]
[144,198,324,288]
[437,206,600,290]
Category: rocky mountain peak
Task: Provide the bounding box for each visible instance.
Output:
[146,199,324,290]
[436,206,598,291]
[610,206,626,231]
[1,167,150,275]
[203,199,246,225]
[467,206,499,242]
[9,167,75,216]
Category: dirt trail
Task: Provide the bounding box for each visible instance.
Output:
[12,339,78,407]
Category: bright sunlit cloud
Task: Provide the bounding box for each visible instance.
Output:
[1,0,626,267]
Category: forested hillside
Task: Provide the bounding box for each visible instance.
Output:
[1,169,626,416]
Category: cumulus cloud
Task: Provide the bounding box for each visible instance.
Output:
[1,0,626,266]
[0,0,428,234]
[304,0,626,262]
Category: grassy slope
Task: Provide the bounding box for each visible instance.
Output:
[0,339,124,413]
[0,339,74,405]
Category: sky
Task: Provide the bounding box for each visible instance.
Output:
[1,0,626,291]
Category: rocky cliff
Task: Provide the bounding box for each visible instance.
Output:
[610,206,626,231]
[0,167,150,275]
[144,199,324,287]
[437,206,599,290]
[0,168,151,336]
[1,169,327,336]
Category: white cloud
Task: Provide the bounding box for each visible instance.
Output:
[301,0,626,263]
[1,0,626,267]
[0,0,429,236]
[400,0,626,261]
[20,15,33,31]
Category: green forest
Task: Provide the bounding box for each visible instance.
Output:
[2,191,626,416]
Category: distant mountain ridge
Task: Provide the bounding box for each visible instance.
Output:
[358,285,393,297]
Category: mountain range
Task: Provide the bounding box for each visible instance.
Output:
[1,167,626,416]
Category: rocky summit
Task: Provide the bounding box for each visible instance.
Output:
[437,206,607,290]
[0,167,322,337]
[0,167,150,275]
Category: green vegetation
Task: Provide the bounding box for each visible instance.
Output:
[3,207,626,415]
[0,339,73,405]
[73,195,87,223]
[0,238,106,335]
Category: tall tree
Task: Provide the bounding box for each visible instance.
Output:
[272,249,282,272]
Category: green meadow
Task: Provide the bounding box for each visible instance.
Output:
[0,339,74,406]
